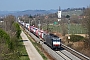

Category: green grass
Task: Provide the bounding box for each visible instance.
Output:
[69,35,85,42]
[66,24,87,34]
[42,23,87,34]
[18,38,30,60]
[62,10,83,16]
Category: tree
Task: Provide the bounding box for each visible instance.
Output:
[29,15,33,18]
[0,28,10,60]
[3,15,16,31]
[61,23,67,36]
[82,7,90,47]
[0,15,21,60]
[83,7,90,38]
[66,15,70,18]
[0,28,10,46]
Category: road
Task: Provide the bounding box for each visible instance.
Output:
[21,31,43,60]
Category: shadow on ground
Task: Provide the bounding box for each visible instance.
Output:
[19,40,28,42]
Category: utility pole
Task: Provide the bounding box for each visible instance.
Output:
[34,18,36,27]
[47,20,49,31]
[45,16,48,31]
[29,19,30,31]
[29,19,30,26]
[38,19,41,30]
[66,15,70,43]
[5,20,7,31]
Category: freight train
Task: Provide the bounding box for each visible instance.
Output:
[18,20,61,50]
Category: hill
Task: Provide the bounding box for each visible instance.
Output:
[0,10,57,17]
[0,8,84,17]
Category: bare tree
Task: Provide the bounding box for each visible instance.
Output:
[83,7,90,38]
[82,7,90,47]
[3,15,16,31]
[61,22,67,36]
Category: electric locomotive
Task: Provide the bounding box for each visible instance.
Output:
[44,33,61,50]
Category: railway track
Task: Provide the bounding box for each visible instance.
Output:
[56,50,81,60]
[56,51,71,60]
[22,26,90,60]
[62,43,90,60]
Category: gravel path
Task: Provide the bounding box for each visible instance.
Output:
[21,31,43,60]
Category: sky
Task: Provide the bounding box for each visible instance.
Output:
[0,0,90,11]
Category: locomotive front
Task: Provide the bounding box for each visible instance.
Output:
[52,37,61,49]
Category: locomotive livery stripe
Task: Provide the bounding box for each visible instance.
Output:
[53,42,60,46]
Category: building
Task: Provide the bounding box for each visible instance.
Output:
[58,6,61,21]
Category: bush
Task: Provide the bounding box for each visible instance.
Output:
[69,35,84,42]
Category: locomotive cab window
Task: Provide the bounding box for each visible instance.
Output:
[53,39,60,42]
